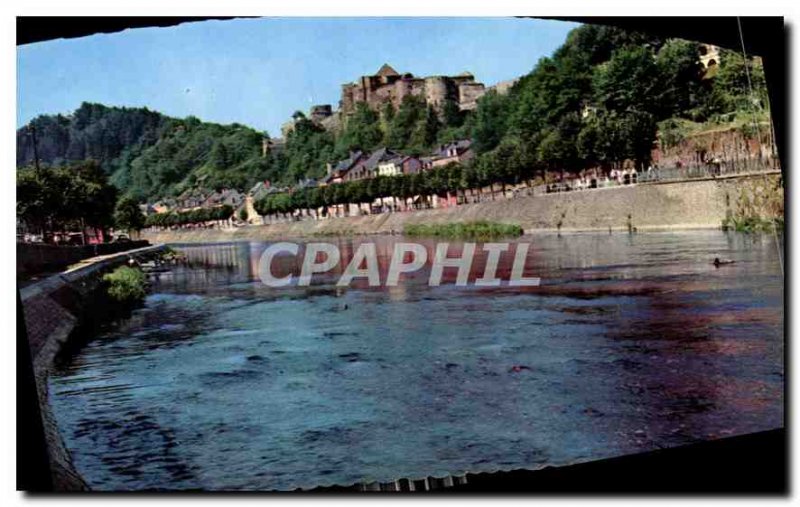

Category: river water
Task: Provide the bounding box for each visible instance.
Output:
[49,231,784,491]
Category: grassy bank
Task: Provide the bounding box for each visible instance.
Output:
[404,221,524,240]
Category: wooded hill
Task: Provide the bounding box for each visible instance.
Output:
[17,103,272,202]
[17,24,769,203]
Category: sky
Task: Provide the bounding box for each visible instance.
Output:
[17,17,578,136]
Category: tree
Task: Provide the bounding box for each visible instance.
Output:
[17,160,118,241]
[593,45,661,115]
[17,166,68,235]
[577,110,656,171]
[472,90,511,154]
[442,99,464,128]
[409,105,440,153]
[535,112,583,175]
[335,103,382,155]
[17,103,277,203]
[114,197,146,235]
[380,102,396,145]
[19,23,773,210]
[507,51,590,140]
[621,111,657,169]
[209,141,231,170]
[708,49,769,114]
[386,95,426,150]
[655,39,706,117]
[283,117,335,183]
[461,162,482,196]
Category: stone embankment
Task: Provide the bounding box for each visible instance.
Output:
[143,173,782,244]
[19,244,165,491]
[18,240,151,279]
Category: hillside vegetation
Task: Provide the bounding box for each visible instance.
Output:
[17,104,274,201]
[17,24,769,204]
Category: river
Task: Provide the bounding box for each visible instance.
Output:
[49,231,784,491]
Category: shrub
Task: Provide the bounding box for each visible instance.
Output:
[722,216,782,233]
[103,266,147,303]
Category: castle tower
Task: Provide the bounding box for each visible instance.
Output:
[376,63,400,84]
[310,104,333,122]
[424,76,449,109]
[458,82,486,111]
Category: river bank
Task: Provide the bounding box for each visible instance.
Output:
[142,173,782,244]
[19,244,166,491]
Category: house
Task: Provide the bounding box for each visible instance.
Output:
[151,199,175,214]
[176,189,208,210]
[429,140,474,169]
[323,150,365,185]
[400,156,422,175]
[378,155,422,176]
[203,188,244,208]
[344,147,400,181]
[420,156,436,171]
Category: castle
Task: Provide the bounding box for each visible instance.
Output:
[281,64,488,137]
[340,63,486,114]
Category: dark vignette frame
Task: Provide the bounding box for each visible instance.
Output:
[15,15,789,496]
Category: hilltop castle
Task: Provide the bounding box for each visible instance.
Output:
[340,63,486,114]
[281,64,488,137]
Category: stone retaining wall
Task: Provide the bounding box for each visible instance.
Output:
[19,244,165,491]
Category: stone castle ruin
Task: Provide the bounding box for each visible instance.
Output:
[340,63,486,114]
[282,64,488,137]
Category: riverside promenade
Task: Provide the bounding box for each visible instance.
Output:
[143,172,782,244]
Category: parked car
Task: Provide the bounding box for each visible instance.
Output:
[111,234,131,243]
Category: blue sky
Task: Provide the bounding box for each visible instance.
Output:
[17,17,578,136]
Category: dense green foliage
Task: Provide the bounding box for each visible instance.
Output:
[144,204,234,228]
[404,221,523,240]
[17,160,118,235]
[254,162,519,220]
[103,266,147,303]
[466,27,769,178]
[18,103,274,202]
[111,116,271,200]
[335,103,383,156]
[280,112,335,183]
[17,103,166,174]
[113,197,146,234]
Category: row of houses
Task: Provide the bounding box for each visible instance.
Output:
[143,187,247,216]
[322,140,474,185]
[143,140,474,217]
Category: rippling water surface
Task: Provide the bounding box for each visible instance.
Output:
[49,232,784,490]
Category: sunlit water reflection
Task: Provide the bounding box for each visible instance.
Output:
[50,231,784,490]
